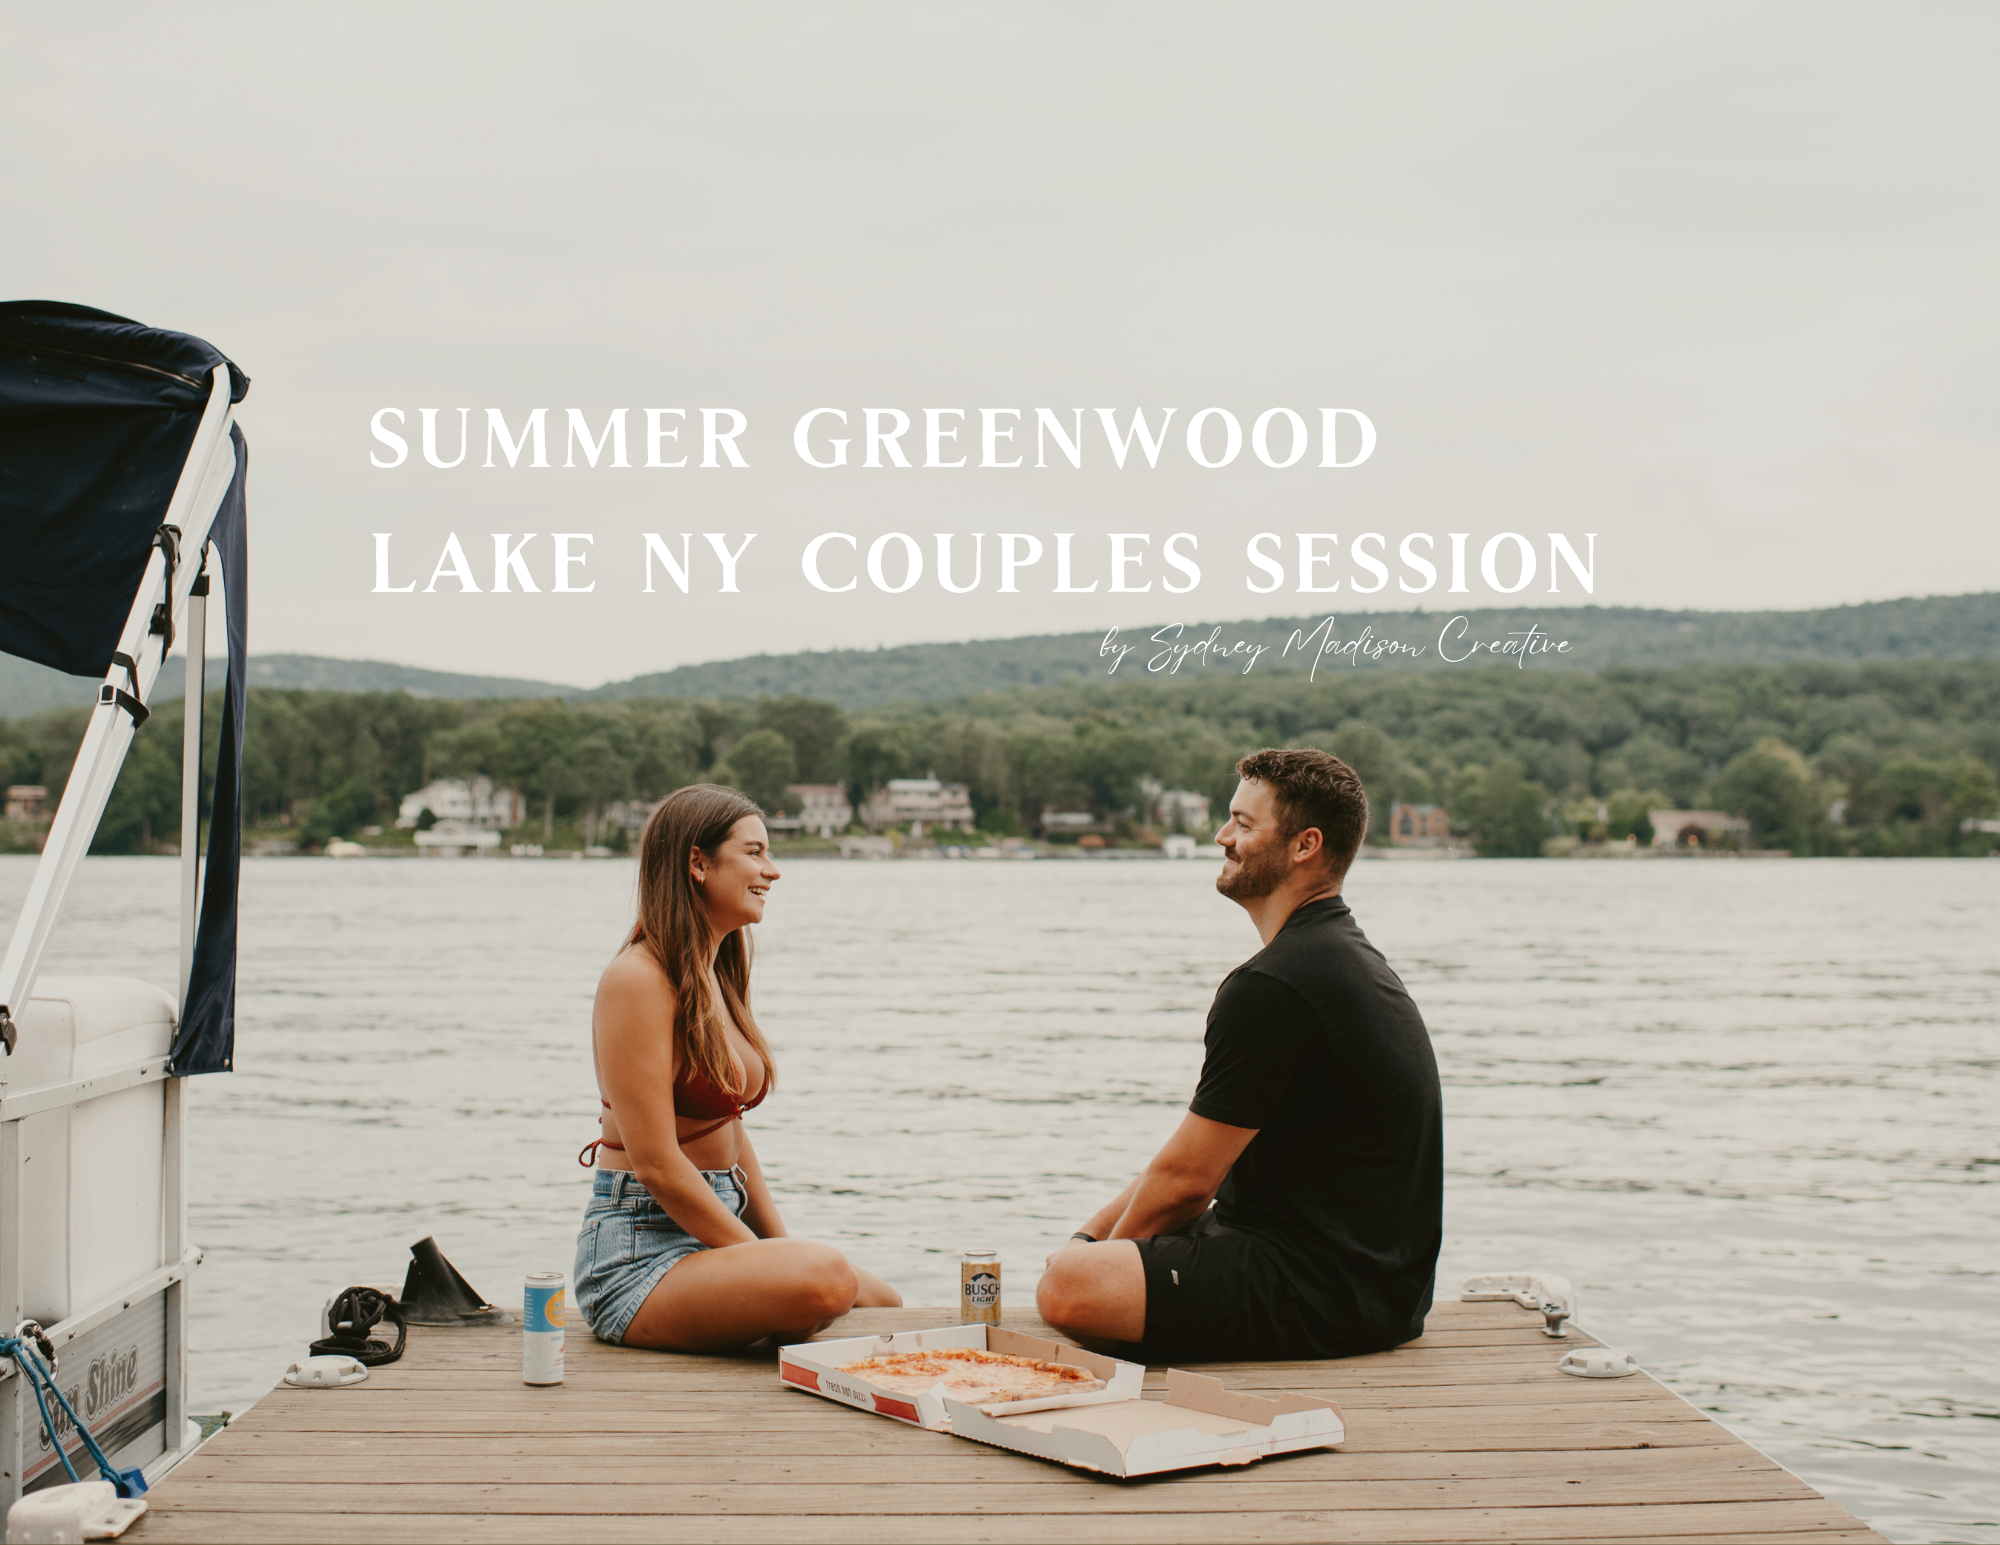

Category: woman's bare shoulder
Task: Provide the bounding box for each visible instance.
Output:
[596,944,676,1017]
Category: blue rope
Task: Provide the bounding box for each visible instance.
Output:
[11,1345,79,1485]
[1,1333,149,1498]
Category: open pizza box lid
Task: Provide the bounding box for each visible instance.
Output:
[946,1369,1345,1477]
[779,1323,1143,1431]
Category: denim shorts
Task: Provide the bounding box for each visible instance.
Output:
[574,1167,746,1345]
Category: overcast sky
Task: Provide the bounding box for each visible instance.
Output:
[8,3,1996,687]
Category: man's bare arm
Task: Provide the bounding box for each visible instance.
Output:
[1108,1112,1259,1240]
[1079,1177,1140,1241]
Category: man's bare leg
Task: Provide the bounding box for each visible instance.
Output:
[1035,1239,1147,1347]
[851,1264,902,1308]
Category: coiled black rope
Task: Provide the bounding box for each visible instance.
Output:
[309,1287,407,1366]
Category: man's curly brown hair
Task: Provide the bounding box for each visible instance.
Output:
[1234,747,1368,877]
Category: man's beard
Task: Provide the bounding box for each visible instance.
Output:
[1216,839,1288,901]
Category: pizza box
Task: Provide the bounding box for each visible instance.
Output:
[779,1322,1143,1431]
[944,1369,1345,1477]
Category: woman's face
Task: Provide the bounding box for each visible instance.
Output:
[691,815,780,934]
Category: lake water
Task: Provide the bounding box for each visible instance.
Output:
[2,852,1994,1543]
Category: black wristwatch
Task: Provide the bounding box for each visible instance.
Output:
[1070,1231,1096,1244]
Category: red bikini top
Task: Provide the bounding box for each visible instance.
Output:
[579,927,769,1167]
[582,1063,766,1168]
[673,1058,769,1124]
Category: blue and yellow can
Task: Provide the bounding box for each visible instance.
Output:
[524,1271,566,1384]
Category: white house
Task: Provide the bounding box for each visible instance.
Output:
[859,777,976,835]
[770,784,852,837]
[601,798,663,838]
[1138,777,1211,833]
[1153,788,1211,832]
[397,776,525,830]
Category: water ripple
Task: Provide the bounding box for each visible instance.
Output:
[1,853,1993,1543]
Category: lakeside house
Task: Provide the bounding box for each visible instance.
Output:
[396,776,525,830]
[768,784,852,838]
[608,784,854,840]
[1041,781,1210,840]
[601,799,654,840]
[1649,809,1751,849]
[4,785,49,826]
[1389,802,1452,846]
[601,798,658,840]
[1149,785,1211,833]
[859,777,976,836]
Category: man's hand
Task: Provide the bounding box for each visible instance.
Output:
[1039,1115,1259,1346]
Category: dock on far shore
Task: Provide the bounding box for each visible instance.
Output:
[123,1298,1884,1544]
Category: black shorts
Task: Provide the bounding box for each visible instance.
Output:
[1134,1212,1369,1364]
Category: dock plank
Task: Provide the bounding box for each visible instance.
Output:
[128,1302,1884,1544]
[147,1469,1832,1511]
[120,1504,1883,1545]
[213,1380,1689,1413]
[168,1442,1791,1486]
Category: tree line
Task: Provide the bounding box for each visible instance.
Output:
[571,592,2000,707]
[1,659,1995,857]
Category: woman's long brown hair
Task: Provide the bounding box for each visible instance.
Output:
[633,783,776,1098]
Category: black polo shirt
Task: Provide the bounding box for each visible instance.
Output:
[1189,894,1443,1346]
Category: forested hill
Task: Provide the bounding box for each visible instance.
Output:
[584,592,2000,708]
[0,652,577,719]
[1,591,1995,718]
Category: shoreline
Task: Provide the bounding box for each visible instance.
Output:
[223,842,1818,861]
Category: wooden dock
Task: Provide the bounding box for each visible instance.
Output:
[124,1299,1883,1544]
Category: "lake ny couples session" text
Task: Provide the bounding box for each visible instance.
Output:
[370,530,1598,601]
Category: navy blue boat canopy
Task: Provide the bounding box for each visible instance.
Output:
[0,300,250,1076]
[0,301,248,677]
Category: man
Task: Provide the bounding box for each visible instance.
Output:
[1036,748,1442,1361]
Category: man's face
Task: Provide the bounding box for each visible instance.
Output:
[1215,778,1290,901]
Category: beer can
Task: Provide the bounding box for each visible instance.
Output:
[523,1271,566,1384]
[960,1250,1001,1326]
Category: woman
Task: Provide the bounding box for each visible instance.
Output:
[575,783,901,1349]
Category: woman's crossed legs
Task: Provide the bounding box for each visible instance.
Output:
[622,1237,901,1351]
